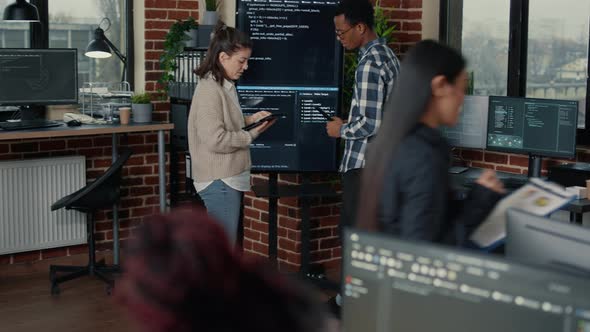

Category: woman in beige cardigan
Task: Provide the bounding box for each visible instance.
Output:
[188,22,274,244]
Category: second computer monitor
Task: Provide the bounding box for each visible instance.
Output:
[342,228,590,332]
[486,96,578,158]
[506,208,590,276]
[0,48,78,106]
[440,95,489,149]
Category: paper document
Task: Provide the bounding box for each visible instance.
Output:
[470,178,576,248]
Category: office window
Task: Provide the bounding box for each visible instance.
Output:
[445,0,511,96]
[0,0,30,48]
[526,0,589,128]
[442,0,590,140]
[48,0,127,87]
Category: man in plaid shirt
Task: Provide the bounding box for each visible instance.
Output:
[327,0,400,233]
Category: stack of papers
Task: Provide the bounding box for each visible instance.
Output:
[470,178,576,249]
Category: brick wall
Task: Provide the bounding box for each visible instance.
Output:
[144,0,200,98]
[0,134,164,266]
[143,0,201,195]
[242,174,343,272]
[456,147,590,176]
[382,0,423,54]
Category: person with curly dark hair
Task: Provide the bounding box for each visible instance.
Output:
[116,208,337,332]
[327,0,400,236]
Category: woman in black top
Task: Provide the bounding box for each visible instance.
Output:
[357,40,505,246]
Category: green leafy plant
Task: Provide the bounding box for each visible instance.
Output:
[158,17,198,95]
[342,0,396,115]
[467,71,475,94]
[131,92,152,104]
[205,0,220,11]
[373,1,396,40]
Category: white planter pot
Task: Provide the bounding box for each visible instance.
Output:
[132,103,153,123]
[184,28,199,48]
[202,11,218,25]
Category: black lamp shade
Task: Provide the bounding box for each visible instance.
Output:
[85,28,112,59]
[3,0,40,22]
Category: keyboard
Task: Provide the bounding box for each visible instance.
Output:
[501,177,528,189]
[449,166,469,174]
[0,120,63,131]
[462,177,528,190]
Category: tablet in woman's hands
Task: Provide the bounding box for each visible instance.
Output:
[243,113,286,131]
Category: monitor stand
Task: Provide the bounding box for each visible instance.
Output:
[528,154,543,178]
[19,105,46,121]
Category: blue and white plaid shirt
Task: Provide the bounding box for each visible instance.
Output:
[339,37,400,173]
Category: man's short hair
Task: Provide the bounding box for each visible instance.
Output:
[335,0,375,30]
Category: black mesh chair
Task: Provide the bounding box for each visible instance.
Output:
[49,149,132,295]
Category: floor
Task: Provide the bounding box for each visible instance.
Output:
[0,274,133,332]
[0,270,340,332]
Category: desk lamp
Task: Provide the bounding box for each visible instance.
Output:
[2,0,39,22]
[85,18,127,82]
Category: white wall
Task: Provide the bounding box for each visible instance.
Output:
[422,0,440,40]
[133,0,145,92]
[215,0,236,27]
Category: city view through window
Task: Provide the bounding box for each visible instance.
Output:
[0,0,126,88]
[461,0,589,127]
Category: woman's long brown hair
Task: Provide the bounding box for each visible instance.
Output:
[194,21,253,84]
[356,40,467,231]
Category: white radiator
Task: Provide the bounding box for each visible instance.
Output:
[0,156,87,255]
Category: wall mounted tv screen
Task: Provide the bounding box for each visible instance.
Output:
[236,0,343,172]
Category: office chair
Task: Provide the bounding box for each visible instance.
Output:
[49,149,133,295]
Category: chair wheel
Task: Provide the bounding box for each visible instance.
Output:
[51,284,60,295]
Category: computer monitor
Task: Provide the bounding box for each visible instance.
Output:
[236,0,342,172]
[506,208,590,276]
[486,96,578,177]
[342,228,590,332]
[0,48,78,120]
[441,95,489,149]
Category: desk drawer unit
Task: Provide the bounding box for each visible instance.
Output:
[0,156,86,255]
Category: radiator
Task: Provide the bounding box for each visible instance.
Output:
[0,156,87,255]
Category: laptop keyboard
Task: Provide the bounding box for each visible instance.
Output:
[463,177,527,190]
[0,120,63,131]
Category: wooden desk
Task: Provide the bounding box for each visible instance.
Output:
[450,167,528,199]
[451,167,590,224]
[0,122,174,264]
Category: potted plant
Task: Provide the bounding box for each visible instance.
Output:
[158,17,199,95]
[131,92,153,123]
[203,0,220,25]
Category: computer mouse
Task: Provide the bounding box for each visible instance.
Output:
[66,119,82,127]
